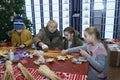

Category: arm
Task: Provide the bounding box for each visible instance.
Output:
[61,43,87,55]
[68,46,81,53]
[11,32,19,47]
[11,34,18,47]
[68,43,87,54]
[33,29,48,51]
[23,31,33,47]
[87,55,107,72]
[33,29,44,47]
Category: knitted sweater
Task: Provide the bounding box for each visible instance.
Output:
[68,42,108,80]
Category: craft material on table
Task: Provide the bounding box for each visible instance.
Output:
[0,64,88,80]
[0,48,88,80]
[17,63,34,80]
[3,61,15,80]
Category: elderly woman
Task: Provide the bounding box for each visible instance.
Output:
[33,20,63,51]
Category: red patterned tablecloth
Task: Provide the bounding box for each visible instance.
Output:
[0,48,89,80]
[0,64,88,80]
[105,39,120,44]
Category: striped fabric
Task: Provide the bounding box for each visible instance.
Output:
[0,64,88,80]
[13,16,24,30]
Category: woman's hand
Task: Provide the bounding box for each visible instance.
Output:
[42,44,49,52]
[61,50,69,55]
[80,49,90,58]
[38,42,49,52]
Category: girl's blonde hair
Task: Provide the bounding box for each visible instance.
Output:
[85,27,100,40]
[46,20,58,28]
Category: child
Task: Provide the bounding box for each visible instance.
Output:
[33,20,63,51]
[61,27,108,80]
[11,15,33,48]
[63,27,83,49]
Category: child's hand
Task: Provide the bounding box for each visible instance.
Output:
[61,50,68,55]
[80,49,90,58]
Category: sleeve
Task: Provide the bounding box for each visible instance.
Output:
[68,46,81,53]
[87,55,106,72]
[24,31,33,47]
[68,43,87,54]
[33,29,44,46]
[11,34,18,47]
[76,38,83,46]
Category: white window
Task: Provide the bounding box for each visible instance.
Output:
[82,0,90,37]
[105,0,115,39]
[25,0,70,35]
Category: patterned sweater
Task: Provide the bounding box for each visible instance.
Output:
[68,42,108,80]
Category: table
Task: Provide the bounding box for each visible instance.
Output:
[0,47,89,80]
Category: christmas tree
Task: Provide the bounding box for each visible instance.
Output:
[0,0,32,41]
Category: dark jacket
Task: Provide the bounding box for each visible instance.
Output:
[63,37,83,49]
[33,27,63,50]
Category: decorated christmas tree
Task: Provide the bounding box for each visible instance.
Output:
[0,0,32,41]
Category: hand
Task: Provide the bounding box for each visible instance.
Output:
[42,44,49,52]
[61,50,69,55]
[80,49,90,58]
[19,44,25,48]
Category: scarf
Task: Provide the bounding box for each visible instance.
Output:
[44,27,61,39]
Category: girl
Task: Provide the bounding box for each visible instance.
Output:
[33,20,63,51]
[63,27,83,49]
[61,27,108,80]
[11,15,33,48]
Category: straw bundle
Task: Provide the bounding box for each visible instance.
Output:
[0,52,8,59]
[17,63,34,80]
[38,65,61,80]
[4,61,15,80]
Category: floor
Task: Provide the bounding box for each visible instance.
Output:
[107,51,120,80]
[107,66,120,80]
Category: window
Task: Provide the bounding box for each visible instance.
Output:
[94,0,104,10]
[105,0,115,39]
[82,0,116,39]
[25,0,70,35]
[82,0,90,37]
